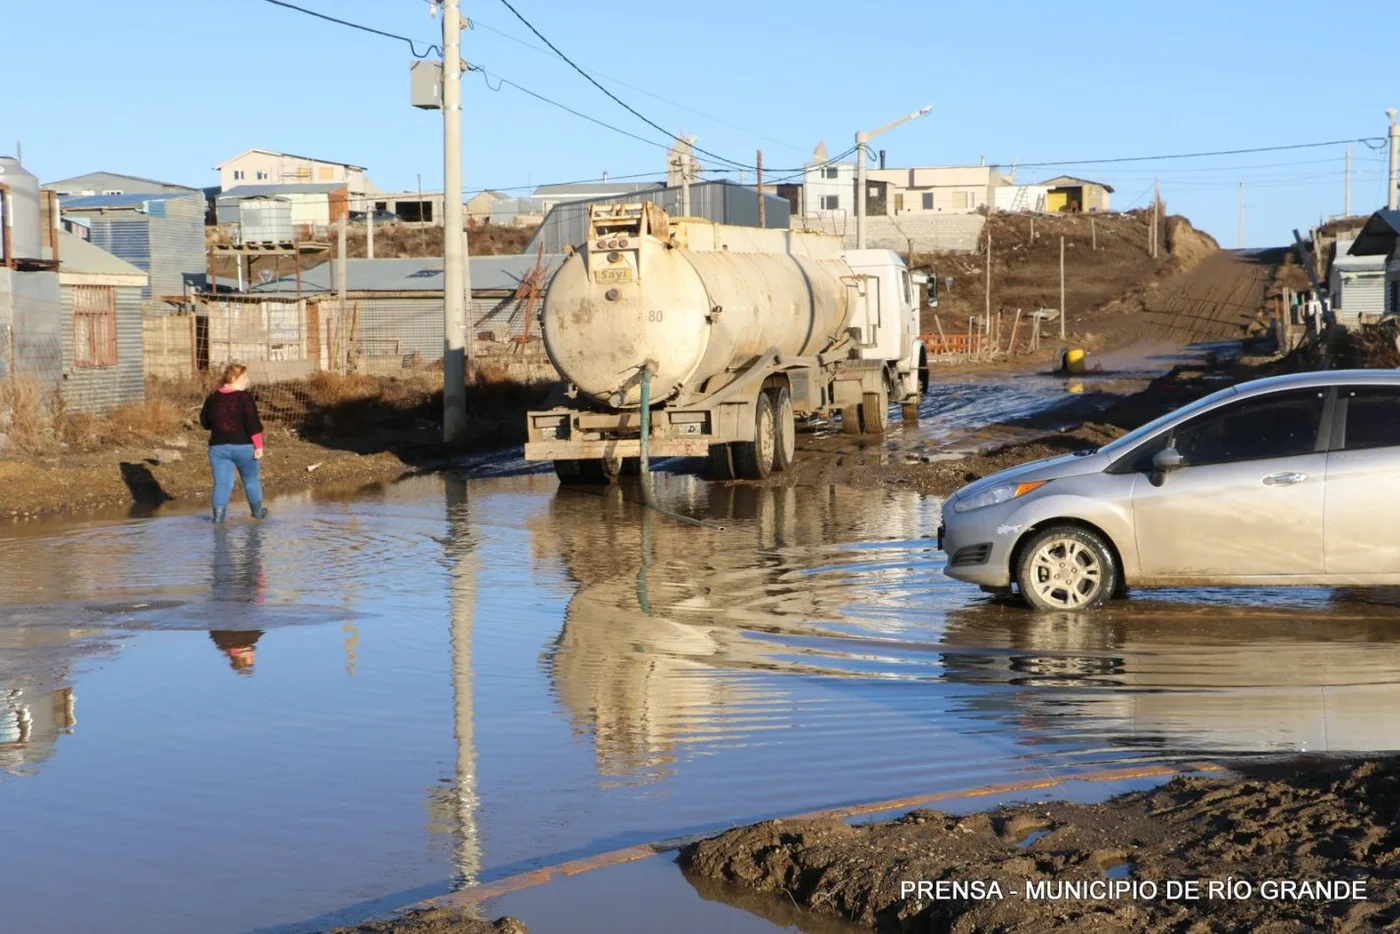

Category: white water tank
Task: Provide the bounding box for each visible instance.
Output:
[0,156,43,261]
[238,197,293,244]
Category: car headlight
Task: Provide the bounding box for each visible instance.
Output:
[952,480,1047,513]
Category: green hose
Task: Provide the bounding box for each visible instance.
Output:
[638,367,724,531]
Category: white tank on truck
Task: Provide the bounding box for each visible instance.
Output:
[526,203,928,483]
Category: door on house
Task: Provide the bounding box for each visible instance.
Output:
[894,193,904,213]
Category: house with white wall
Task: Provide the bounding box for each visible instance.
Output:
[214,149,375,210]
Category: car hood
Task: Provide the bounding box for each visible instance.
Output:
[947,450,1110,506]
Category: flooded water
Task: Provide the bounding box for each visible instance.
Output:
[4,356,1397,933]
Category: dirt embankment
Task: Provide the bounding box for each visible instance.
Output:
[326,909,527,934]
[680,759,1400,932]
[916,210,1219,349]
[0,374,551,521]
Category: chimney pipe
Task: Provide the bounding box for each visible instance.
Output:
[879,149,886,170]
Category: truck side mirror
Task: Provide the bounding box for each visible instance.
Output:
[1150,447,1183,486]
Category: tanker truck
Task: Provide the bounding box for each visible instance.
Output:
[523,202,929,482]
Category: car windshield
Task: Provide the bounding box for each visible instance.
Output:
[1096,384,1240,457]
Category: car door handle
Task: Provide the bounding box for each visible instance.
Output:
[1263,472,1308,486]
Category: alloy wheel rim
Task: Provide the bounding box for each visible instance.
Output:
[1029,538,1103,608]
[758,406,774,465]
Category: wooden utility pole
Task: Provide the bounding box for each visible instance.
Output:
[337,213,348,373]
[756,150,765,228]
[1151,177,1160,259]
[984,235,992,359]
[1059,235,1066,341]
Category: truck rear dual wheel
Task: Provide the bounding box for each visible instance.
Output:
[553,456,638,485]
[710,387,796,481]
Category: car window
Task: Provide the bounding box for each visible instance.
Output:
[1172,388,1326,467]
[1098,385,1239,458]
[1342,386,1400,451]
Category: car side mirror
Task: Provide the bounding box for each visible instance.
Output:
[1150,447,1183,486]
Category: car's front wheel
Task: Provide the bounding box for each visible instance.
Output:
[1016,525,1119,612]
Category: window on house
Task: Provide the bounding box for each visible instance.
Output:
[233,170,245,181]
[73,286,118,368]
[922,192,934,210]
[952,191,974,210]
[256,170,268,180]
[101,189,123,196]
[318,166,336,180]
[820,195,840,210]
[822,167,839,179]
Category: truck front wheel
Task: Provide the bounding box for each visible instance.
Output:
[860,381,890,435]
[732,392,776,480]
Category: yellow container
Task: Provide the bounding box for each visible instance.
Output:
[1064,348,1087,374]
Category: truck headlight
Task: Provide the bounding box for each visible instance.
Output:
[952,481,1047,513]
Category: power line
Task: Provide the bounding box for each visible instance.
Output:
[261,0,442,57]
[492,0,769,172]
[1011,138,1381,170]
[465,16,809,155]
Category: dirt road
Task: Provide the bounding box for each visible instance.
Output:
[1135,249,1281,344]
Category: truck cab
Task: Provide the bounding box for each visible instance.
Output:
[843,249,925,404]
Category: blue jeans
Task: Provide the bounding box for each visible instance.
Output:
[210,444,263,511]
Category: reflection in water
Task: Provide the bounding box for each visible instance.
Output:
[209,630,263,675]
[445,475,481,887]
[936,599,1400,755]
[535,484,939,782]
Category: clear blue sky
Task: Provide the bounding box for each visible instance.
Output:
[2,0,1392,246]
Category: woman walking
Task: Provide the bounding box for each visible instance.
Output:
[200,363,268,522]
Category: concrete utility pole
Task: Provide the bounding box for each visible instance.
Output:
[855,106,932,250]
[443,0,470,443]
[1389,109,1399,212]
[338,213,348,370]
[367,205,375,259]
[1345,144,1352,218]
[756,150,765,228]
[1238,182,1245,249]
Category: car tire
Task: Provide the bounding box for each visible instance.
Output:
[1015,525,1119,612]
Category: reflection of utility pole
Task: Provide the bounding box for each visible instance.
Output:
[444,476,481,886]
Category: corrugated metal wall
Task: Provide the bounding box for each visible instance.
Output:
[527,182,792,254]
[0,269,64,386]
[1335,271,1386,325]
[147,197,208,299]
[74,196,206,300]
[59,285,146,413]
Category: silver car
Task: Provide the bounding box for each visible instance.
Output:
[939,370,1400,610]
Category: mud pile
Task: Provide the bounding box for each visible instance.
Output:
[326,910,527,934]
[680,759,1400,932]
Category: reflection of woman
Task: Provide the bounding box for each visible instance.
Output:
[212,527,266,606]
[209,630,263,675]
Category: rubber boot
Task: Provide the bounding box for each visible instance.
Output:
[249,502,268,520]
[212,506,227,524]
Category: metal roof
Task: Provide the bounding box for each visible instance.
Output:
[250,253,565,294]
[60,192,200,210]
[218,183,345,199]
[1038,175,1117,194]
[44,171,198,192]
[1348,210,1400,256]
[56,231,147,280]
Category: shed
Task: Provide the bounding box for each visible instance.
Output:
[215,183,347,230]
[1329,240,1386,326]
[1345,210,1400,316]
[526,180,790,255]
[1039,176,1114,213]
[60,192,206,301]
[55,231,148,412]
[241,253,566,371]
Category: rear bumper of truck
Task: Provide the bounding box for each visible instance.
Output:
[524,404,737,462]
[525,438,711,460]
